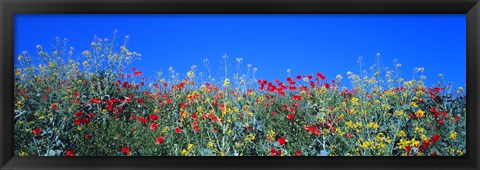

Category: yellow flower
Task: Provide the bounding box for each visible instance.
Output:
[187,143,194,150]
[207,141,214,148]
[18,151,28,156]
[351,97,359,105]
[410,138,420,147]
[414,127,424,134]
[450,131,458,140]
[181,149,188,156]
[223,78,230,87]
[367,122,379,130]
[397,138,411,150]
[415,109,425,118]
[360,140,374,149]
[187,71,195,78]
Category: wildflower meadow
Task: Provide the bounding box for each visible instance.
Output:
[14,34,466,156]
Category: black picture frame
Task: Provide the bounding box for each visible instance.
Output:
[1,0,479,170]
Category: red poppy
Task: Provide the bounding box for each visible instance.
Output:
[296,75,302,80]
[308,75,313,79]
[121,146,131,155]
[150,123,158,130]
[81,117,89,124]
[270,148,277,156]
[90,98,103,104]
[405,146,412,156]
[74,110,83,117]
[316,72,326,80]
[304,125,310,131]
[430,135,440,143]
[32,128,41,135]
[430,152,438,156]
[292,95,301,100]
[85,133,90,140]
[51,103,57,110]
[74,119,81,125]
[134,71,142,76]
[287,114,295,120]
[137,116,148,124]
[277,137,286,145]
[65,150,75,156]
[156,136,164,144]
[454,116,461,121]
[295,150,302,156]
[175,127,182,134]
[421,140,431,149]
[106,104,114,111]
[149,114,160,121]
[286,77,293,82]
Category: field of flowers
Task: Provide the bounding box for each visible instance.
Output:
[14,35,466,156]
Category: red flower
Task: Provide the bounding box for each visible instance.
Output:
[296,75,302,80]
[32,128,41,135]
[295,150,302,156]
[430,152,438,156]
[74,110,83,117]
[316,72,326,80]
[65,150,75,156]
[454,116,461,121]
[134,71,142,76]
[74,119,81,125]
[121,146,131,155]
[346,133,353,138]
[51,103,57,110]
[405,146,412,156]
[287,114,295,120]
[270,148,277,156]
[304,125,310,131]
[286,77,293,82]
[106,104,114,111]
[430,135,440,143]
[292,95,301,100]
[156,136,164,144]
[81,117,89,124]
[149,114,159,121]
[175,127,182,134]
[150,123,158,130]
[137,116,148,124]
[90,98,103,104]
[85,133,90,140]
[277,137,286,145]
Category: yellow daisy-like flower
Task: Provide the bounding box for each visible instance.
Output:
[450,131,458,140]
[223,78,230,87]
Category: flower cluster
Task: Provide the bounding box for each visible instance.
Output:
[14,35,466,156]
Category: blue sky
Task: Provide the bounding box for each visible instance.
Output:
[15,14,466,88]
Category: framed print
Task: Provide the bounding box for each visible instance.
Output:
[1,0,479,170]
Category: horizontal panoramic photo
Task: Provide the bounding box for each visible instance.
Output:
[14,14,466,156]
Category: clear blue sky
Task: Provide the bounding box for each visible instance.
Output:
[15,14,466,88]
